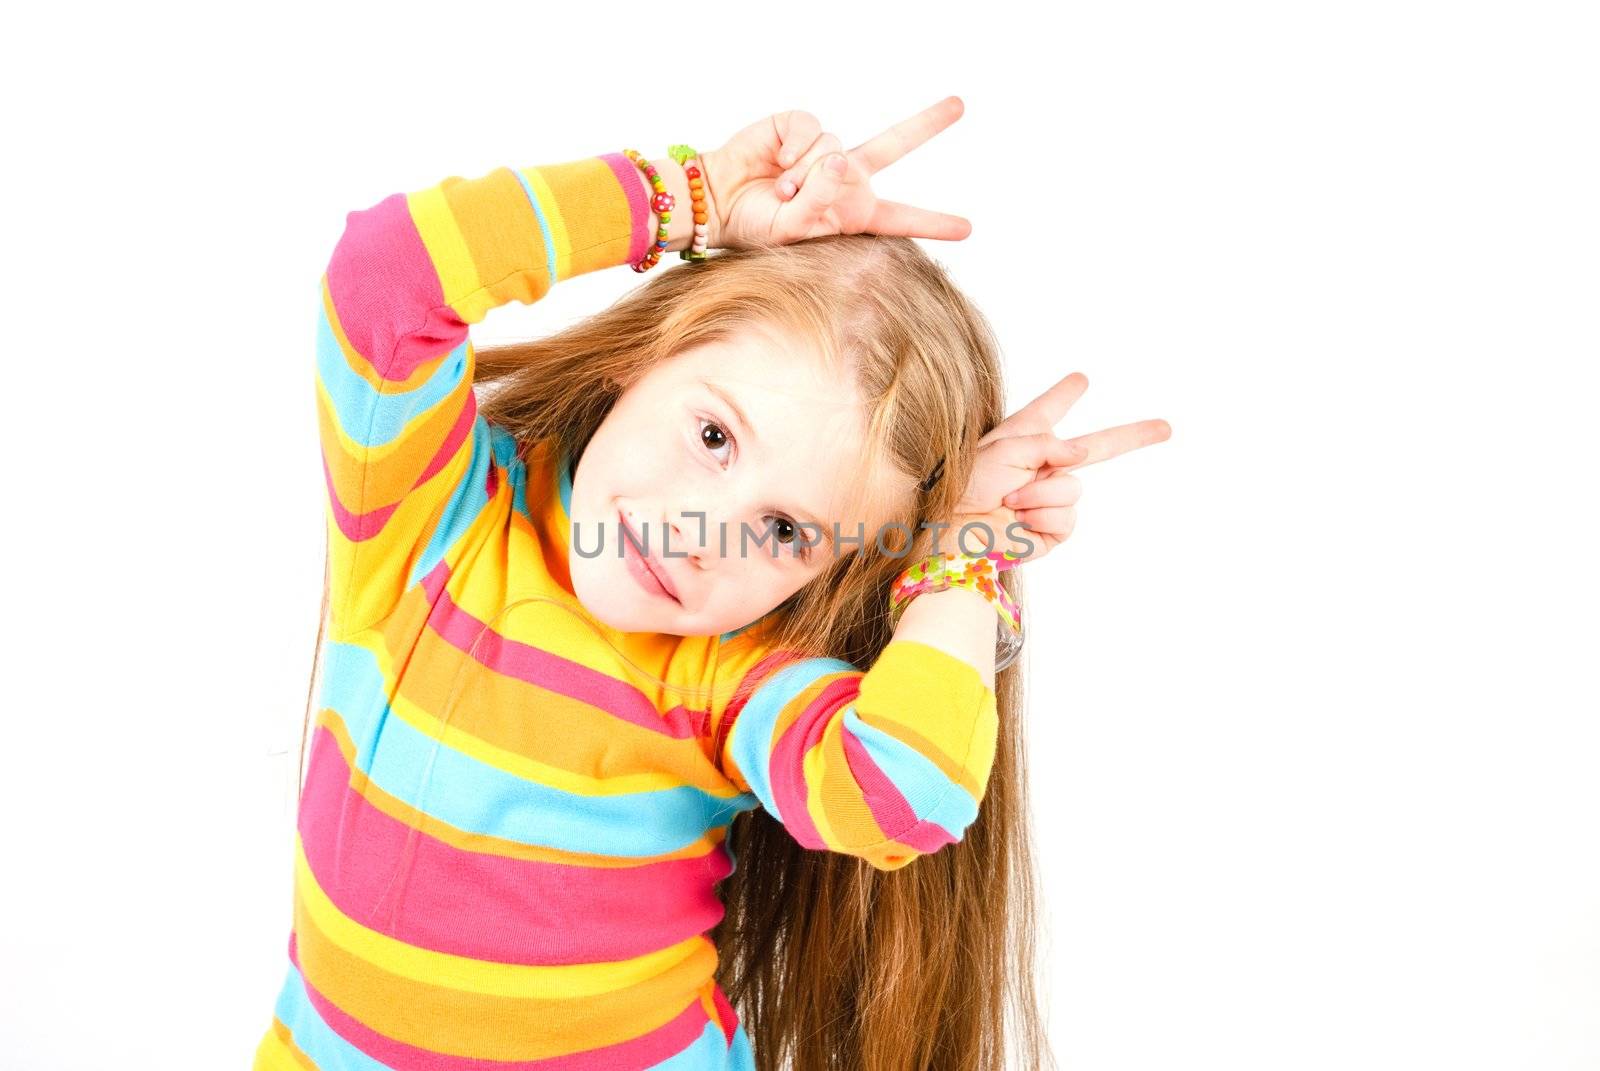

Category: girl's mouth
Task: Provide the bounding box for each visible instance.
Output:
[619,510,681,604]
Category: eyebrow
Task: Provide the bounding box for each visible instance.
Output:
[701,378,756,444]
[698,377,835,553]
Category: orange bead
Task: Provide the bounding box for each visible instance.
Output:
[694,210,708,224]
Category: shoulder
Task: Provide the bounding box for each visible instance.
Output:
[710,617,852,691]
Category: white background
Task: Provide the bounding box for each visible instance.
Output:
[3,2,1595,1068]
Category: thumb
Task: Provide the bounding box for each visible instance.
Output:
[786,153,848,222]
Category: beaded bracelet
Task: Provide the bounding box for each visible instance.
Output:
[622,148,673,272]
[667,143,710,261]
[888,550,1024,635]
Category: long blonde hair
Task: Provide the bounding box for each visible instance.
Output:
[299,233,1054,1070]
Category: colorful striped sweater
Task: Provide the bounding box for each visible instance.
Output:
[253,151,1001,1070]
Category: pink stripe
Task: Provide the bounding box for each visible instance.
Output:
[326,192,467,384]
[766,677,862,849]
[321,450,398,542]
[710,983,740,1046]
[838,726,952,848]
[287,932,716,1070]
[417,560,701,739]
[298,724,733,965]
[411,386,478,488]
[878,813,961,855]
[599,153,651,267]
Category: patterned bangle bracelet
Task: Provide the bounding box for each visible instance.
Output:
[888,550,1024,635]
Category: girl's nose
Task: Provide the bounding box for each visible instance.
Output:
[667,513,712,567]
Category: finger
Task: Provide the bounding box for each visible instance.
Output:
[848,95,966,177]
[776,130,842,199]
[1014,504,1077,540]
[986,432,1088,471]
[773,110,823,170]
[979,372,1089,446]
[1059,419,1173,470]
[862,198,973,241]
[780,151,851,227]
[1002,471,1082,510]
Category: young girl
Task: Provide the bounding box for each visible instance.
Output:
[254,96,1170,1071]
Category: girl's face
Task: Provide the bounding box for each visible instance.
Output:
[567,322,906,637]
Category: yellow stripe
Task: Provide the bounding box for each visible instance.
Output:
[252,1021,315,1071]
[408,184,489,320]
[520,165,572,282]
[804,737,846,847]
[292,834,705,999]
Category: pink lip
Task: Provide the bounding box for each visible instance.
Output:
[619,510,681,604]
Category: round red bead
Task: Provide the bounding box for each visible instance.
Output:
[651,191,675,213]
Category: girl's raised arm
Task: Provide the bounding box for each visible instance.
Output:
[704,630,998,872]
[316,152,690,637]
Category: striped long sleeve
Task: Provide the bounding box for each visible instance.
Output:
[706,634,1001,872]
[317,154,650,636]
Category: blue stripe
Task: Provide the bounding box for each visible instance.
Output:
[511,167,559,285]
[645,1020,754,1070]
[412,409,495,589]
[725,657,855,824]
[316,304,468,450]
[718,619,760,643]
[558,445,574,517]
[488,421,537,523]
[319,639,737,857]
[841,708,975,836]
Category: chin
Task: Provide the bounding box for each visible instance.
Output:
[570,561,655,634]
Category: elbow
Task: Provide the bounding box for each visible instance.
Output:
[854,785,990,873]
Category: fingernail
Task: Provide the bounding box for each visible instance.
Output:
[825,154,846,176]
[778,178,796,197]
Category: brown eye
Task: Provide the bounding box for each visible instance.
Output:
[699,419,732,464]
[767,515,811,561]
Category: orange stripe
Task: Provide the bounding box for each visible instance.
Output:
[388,615,731,794]
[534,157,637,277]
[441,168,551,308]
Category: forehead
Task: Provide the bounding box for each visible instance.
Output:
[658,324,911,526]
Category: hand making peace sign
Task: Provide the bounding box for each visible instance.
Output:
[951,373,1172,566]
[697,96,974,250]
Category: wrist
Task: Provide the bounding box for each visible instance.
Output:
[646,150,722,255]
[695,149,725,251]
[933,512,1011,556]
